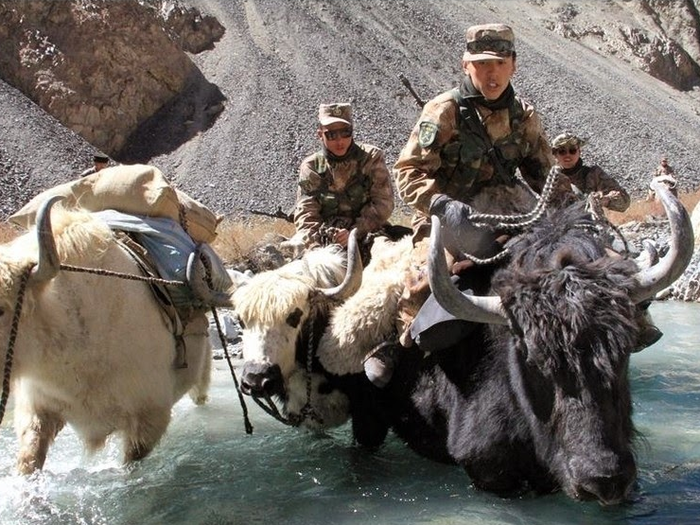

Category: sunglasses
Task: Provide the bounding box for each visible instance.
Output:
[554,147,579,155]
[323,128,353,140]
[466,39,514,55]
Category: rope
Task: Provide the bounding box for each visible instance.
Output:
[0,267,32,428]
[469,167,559,230]
[299,322,323,425]
[210,306,253,434]
[59,263,187,287]
[251,393,299,426]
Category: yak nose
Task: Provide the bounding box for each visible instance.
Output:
[569,451,637,505]
[240,362,284,397]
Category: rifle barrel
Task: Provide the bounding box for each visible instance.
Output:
[398,73,425,108]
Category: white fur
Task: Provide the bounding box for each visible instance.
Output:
[318,236,413,375]
[0,209,211,474]
[232,245,346,380]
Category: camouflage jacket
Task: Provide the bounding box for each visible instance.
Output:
[294,142,394,247]
[564,162,631,212]
[394,88,571,233]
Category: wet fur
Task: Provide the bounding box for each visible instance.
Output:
[1,208,211,474]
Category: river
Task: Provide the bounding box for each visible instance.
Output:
[1,301,699,525]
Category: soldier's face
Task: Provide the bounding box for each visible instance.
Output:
[554,145,580,169]
[463,57,516,100]
[319,123,353,156]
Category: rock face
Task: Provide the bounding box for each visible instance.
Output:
[0,0,223,155]
[548,0,700,91]
[1,0,700,223]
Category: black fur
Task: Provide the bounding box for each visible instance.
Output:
[351,204,640,503]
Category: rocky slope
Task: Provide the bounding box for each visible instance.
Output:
[1,0,700,222]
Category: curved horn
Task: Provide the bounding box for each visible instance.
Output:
[428,215,507,325]
[186,246,234,307]
[320,228,363,300]
[31,195,65,282]
[631,180,694,303]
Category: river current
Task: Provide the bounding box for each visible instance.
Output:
[1,301,699,525]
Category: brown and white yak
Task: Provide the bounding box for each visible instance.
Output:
[0,197,213,474]
[224,230,411,437]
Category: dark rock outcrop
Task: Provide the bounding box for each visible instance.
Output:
[0,0,223,154]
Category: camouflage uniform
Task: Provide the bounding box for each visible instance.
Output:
[395,89,562,240]
[561,163,630,212]
[294,142,394,247]
[552,132,630,212]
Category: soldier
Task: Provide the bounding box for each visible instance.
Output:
[648,156,678,201]
[293,102,394,249]
[551,132,630,212]
[654,156,675,177]
[364,23,574,387]
[80,153,110,177]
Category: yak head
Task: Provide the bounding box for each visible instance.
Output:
[428,181,693,505]
[228,234,362,412]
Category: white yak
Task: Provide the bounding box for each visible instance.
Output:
[0,197,212,474]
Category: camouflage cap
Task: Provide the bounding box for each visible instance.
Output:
[464,23,515,61]
[318,103,352,127]
[93,153,110,163]
[551,132,585,149]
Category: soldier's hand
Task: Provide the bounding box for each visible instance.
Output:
[429,194,472,224]
[429,194,476,252]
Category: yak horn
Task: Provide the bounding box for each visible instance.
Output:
[32,195,64,282]
[320,228,363,300]
[428,215,507,325]
[631,180,693,303]
[187,246,234,308]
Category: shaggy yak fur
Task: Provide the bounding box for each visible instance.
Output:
[362,205,641,504]
[234,201,668,504]
[0,204,212,474]
[234,235,412,436]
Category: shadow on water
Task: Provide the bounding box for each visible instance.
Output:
[1,301,699,525]
[117,68,226,163]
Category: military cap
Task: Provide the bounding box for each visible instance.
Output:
[93,153,110,163]
[318,103,352,127]
[551,132,586,149]
[464,23,515,61]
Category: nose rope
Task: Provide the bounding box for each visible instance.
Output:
[210,306,253,434]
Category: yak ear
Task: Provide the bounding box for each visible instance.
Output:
[31,195,65,282]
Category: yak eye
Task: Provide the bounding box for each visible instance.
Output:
[286,308,303,328]
[237,318,246,330]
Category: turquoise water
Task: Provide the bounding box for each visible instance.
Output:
[1,301,699,525]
